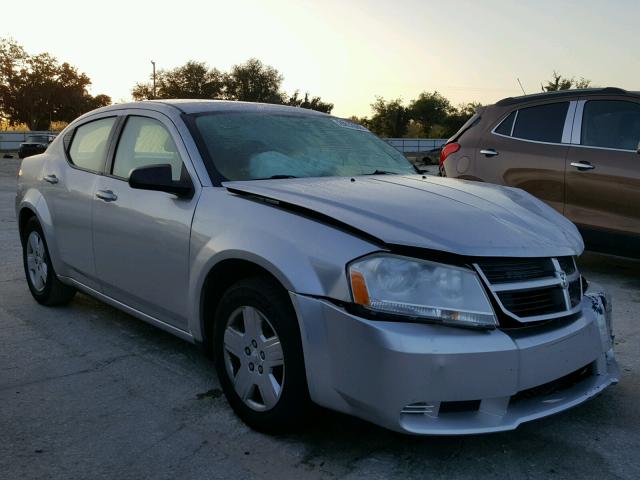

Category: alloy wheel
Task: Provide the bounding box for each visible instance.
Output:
[223,306,285,411]
[26,231,47,292]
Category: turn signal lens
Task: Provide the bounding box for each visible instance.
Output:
[350,270,370,306]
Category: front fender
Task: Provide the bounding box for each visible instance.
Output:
[187,188,380,339]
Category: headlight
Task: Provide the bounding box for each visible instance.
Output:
[348,254,496,329]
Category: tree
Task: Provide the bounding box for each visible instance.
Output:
[543,71,592,92]
[131,58,334,113]
[132,60,225,100]
[285,90,333,113]
[441,102,482,138]
[0,38,111,130]
[408,91,452,136]
[224,58,284,103]
[367,97,410,137]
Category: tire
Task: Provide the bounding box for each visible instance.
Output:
[213,276,312,434]
[22,216,76,306]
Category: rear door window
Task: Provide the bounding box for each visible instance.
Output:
[68,117,117,172]
[581,100,640,151]
[512,102,569,143]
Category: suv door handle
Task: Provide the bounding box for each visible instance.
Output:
[43,174,58,184]
[480,149,499,157]
[95,190,118,202]
[570,161,595,171]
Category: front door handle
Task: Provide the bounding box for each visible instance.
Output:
[95,190,118,202]
[570,161,595,171]
[43,174,58,184]
[480,148,499,157]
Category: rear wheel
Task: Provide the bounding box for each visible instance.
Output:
[22,217,76,306]
[213,276,311,433]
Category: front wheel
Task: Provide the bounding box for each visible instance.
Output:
[22,216,76,306]
[213,276,312,433]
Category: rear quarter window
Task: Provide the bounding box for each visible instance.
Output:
[494,111,516,136]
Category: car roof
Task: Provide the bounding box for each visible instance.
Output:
[495,87,640,106]
[92,99,331,117]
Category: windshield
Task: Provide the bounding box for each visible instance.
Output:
[193,112,416,181]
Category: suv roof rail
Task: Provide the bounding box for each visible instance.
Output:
[495,87,630,106]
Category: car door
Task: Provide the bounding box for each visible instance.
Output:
[477,101,575,214]
[92,112,200,330]
[42,115,118,289]
[565,97,640,242]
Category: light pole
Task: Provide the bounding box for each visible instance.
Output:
[151,60,156,99]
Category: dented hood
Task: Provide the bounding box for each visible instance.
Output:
[224,175,584,258]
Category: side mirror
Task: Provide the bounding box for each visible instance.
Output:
[128,164,194,198]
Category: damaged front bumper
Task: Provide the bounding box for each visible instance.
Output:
[290,287,619,435]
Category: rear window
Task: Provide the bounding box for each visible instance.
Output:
[512,102,569,143]
[581,100,640,150]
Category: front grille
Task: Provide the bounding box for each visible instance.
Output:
[476,258,554,283]
[497,286,565,317]
[439,400,481,414]
[569,279,582,307]
[557,256,576,275]
[475,257,582,324]
[511,363,594,404]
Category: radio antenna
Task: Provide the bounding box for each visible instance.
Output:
[517,78,527,95]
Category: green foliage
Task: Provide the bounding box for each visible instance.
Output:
[286,90,333,114]
[409,91,452,136]
[0,38,111,130]
[361,93,480,139]
[367,97,410,137]
[544,71,592,92]
[132,61,224,101]
[132,58,333,114]
[225,58,284,103]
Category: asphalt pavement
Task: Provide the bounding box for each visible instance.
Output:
[1,157,638,479]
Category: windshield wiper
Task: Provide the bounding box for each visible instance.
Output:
[365,170,399,175]
[258,174,298,180]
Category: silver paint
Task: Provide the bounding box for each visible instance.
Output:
[15,100,618,435]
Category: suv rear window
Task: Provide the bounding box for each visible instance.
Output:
[512,102,569,143]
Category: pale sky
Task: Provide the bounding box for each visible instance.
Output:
[3,0,638,117]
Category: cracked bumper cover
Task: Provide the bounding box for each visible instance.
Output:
[290,289,619,435]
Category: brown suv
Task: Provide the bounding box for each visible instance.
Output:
[440,87,640,256]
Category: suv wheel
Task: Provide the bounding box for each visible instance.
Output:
[213,276,311,433]
[22,217,76,306]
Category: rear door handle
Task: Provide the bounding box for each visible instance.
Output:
[570,161,595,171]
[480,149,499,157]
[95,190,118,202]
[43,174,58,184]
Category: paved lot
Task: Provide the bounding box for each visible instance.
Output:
[1,157,638,480]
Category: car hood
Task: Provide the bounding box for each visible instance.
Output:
[224,175,584,258]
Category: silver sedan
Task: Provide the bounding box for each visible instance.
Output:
[15,100,618,434]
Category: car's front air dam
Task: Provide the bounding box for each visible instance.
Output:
[290,292,619,435]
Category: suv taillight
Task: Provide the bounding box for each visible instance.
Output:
[439,143,460,167]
